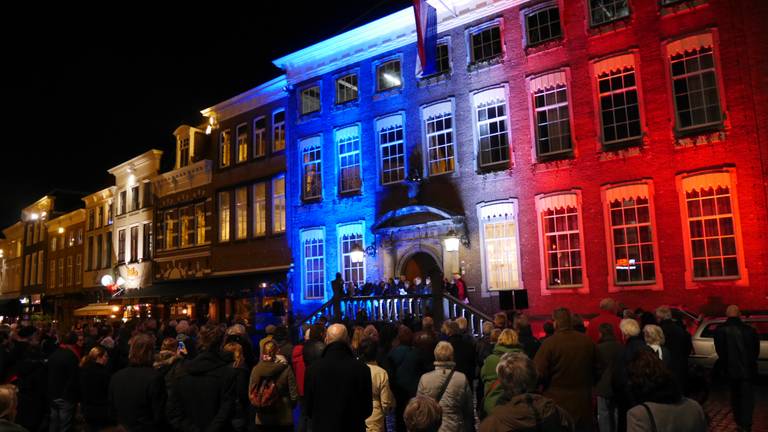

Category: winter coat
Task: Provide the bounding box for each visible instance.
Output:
[305,342,372,432]
[79,362,112,428]
[627,398,706,432]
[417,361,475,432]
[0,419,28,432]
[587,311,623,344]
[479,393,574,432]
[166,351,238,432]
[109,366,166,431]
[714,317,760,380]
[448,334,477,383]
[291,344,306,396]
[11,343,47,432]
[302,339,325,370]
[517,328,541,359]
[47,346,79,402]
[481,344,523,416]
[613,336,651,407]
[533,329,597,430]
[365,362,395,432]
[248,357,297,426]
[659,319,692,389]
[595,337,623,398]
[388,345,425,399]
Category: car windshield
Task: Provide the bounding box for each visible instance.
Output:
[699,319,768,340]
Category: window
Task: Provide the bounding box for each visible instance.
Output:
[77,228,83,245]
[376,59,402,92]
[49,260,56,288]
[668,34,722,132]
[424,101,455,176]
[537,193,585,288]
[119,191,127,215]
[51,236,57,252]
[96,234,103,269]
[253,117,266,158]
[273,111,285,152]
[301,86,321,115]
[107,202,113,225]
[180,206,193,248]
[338,223,365,286]
[88,209,95,230]
[377,115,405,184]
[301,136,322,200]
[235,187,248,240]
[106,232,112,267]
[130,226,139,263]
[478,201,522,291]
[589,0,629,26]
[96,206,103,228]
[336,73,358,104]
[272,177,286,234]
[37,251,43,285]
[164,210,177,250]
[301,228,325,300]
[605,184,657,285]
[57,258,64,288]
[75,255,82,285]
[218,191,231,242]
[253,183,267,237]
[219,129,231,167]
[436,43,450,75]
[66,256,73,286]
[87,236,93,270]
[178,137,190,168]
[531,72,572,159]
[131,185,139,211]
[681,171,742,280]
[336,126,362,193]
[236,124,248,163]
[525,6,562,46]
[195,203,207,244]
[143,223,152,259]
[473,88,510,169]
[595,55,641,148]
[470,24,502,64]
[142,182,152,208]
[69,231,75,248]
[116,228,125,263]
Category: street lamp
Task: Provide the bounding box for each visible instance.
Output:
[444,229,460,252]
[350,244,365,264]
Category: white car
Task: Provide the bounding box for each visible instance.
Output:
[690,316,768,375]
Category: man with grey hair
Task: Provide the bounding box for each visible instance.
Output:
[655,305,692,392]
[715,304,760,432]
[305,323,372,432]
[480,352,573,431]
[587,298,622,343]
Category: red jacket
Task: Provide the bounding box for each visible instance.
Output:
[292,344,306,396]
[587,311,623,343]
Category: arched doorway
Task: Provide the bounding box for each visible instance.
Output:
[401,252,442,283]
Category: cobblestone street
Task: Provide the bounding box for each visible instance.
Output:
[704,377,768,432]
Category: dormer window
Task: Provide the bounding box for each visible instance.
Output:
[178,137,190,168]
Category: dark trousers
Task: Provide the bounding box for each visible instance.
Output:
[729,379,754,429]
[49,398,75,432]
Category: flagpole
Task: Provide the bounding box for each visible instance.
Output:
[434,0,459,17]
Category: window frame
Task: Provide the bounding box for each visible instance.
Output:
[337,222,366,287]
[588,0,631,27]
[471,85,513,172]
[272,175,286,234]
[218,191,231,243]
[421,99,457,176]
[375,56,403,93]
[301,227,326,300]
[236,123,249,163]
[252,182,267,237]
[272,110,286,152]
[376,112,407,185]
[467,19,505,66]
[300,84,322,116]
[219,128,232,168]
[235,186,248,240]
[335,124,363,195]
[522,2,563,47]
[252,116,267,158]
[476,199,524,293]
[335,72,359,105]
[527,70,575,162]
[300,135,323,201]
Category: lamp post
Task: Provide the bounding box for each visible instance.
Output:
[444,229,460,252]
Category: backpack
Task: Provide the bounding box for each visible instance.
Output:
[249,376,279,409]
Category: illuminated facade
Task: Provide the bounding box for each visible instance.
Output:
[82,187,116,296]
[46,209,85,327]
[277,0,768,316]
[0,223,23,308]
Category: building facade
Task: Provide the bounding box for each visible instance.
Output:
[200,76,292,322]
[107,150,162,297]
[82,187,116,300]
[46,209,85,327]
[0,223,24,308]
[277,0,768,317]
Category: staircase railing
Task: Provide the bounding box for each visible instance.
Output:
[441,292,494,336]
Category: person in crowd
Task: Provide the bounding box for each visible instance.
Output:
[655,306,692,392]
[292,327,310,432]
[493,312,508,330]
[442,321,476,395]
[175,320,197,360]
[513,314,541,359]
[360,338,395,432]
[166,324,238,431]
[533,308,596,432]
[452,273,468,303]
[109,333,165,431]
[47,331,81,432]
[153,337,183,378]
[643,325,672,369]
[626,350,706,432]
[0,384,26,432]
[249,339,297,432]
[389,325,425,432]
[541,322,555,341]
[588,298,623,343]
[614,318,649,432]
[417,341,474,432]
[79,346,112,431]
[489,329,501,345]
[572,314,587,333]
[302,323,325,373]
[223,342,250,431]
[479,352,574,432]
[226,324,256,369]
[10,326,46,432]
[480,329,523,417]
[273,325,293,362]
[404,396,443,432]
[331,272,345,321]
[351,326,366,357]
[305,323,372,432]
[258,324,276,359]
[714,304,760,432]
[476,322,494,368]
[596,323,623,432]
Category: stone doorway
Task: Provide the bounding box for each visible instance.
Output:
[401,252,442,283]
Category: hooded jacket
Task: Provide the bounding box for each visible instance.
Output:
[480,344,523,416]
[166,351,238,432]
[479,393,574,432]
[249,357,297,426]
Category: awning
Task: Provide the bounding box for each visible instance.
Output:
[118,271,289,300]
[74,303,117,317]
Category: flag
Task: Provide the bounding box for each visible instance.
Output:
[413,0,438,76]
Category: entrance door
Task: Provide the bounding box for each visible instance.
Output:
[402,252,442,283]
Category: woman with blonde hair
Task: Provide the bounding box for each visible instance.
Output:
[643,324,672,370]
[79,346,111,430]
[480,328,522,417]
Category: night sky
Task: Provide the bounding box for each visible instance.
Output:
[0,1,412,229]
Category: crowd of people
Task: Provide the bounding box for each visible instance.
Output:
[0,297,759,432]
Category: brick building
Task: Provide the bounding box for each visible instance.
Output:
[277,0,768,317]
[82,187,116,301]
[46,209,85,328]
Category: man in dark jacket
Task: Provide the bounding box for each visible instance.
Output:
[48,332,80,432]
[331,273,345,321]
[302,324,325,371]
[305,323,372,432]
[655,305,693,391]
[595,324,623,432]
[167,324,238,431]
[11,327,47,432]
[714,305,760,432]
[443,320,476,384]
